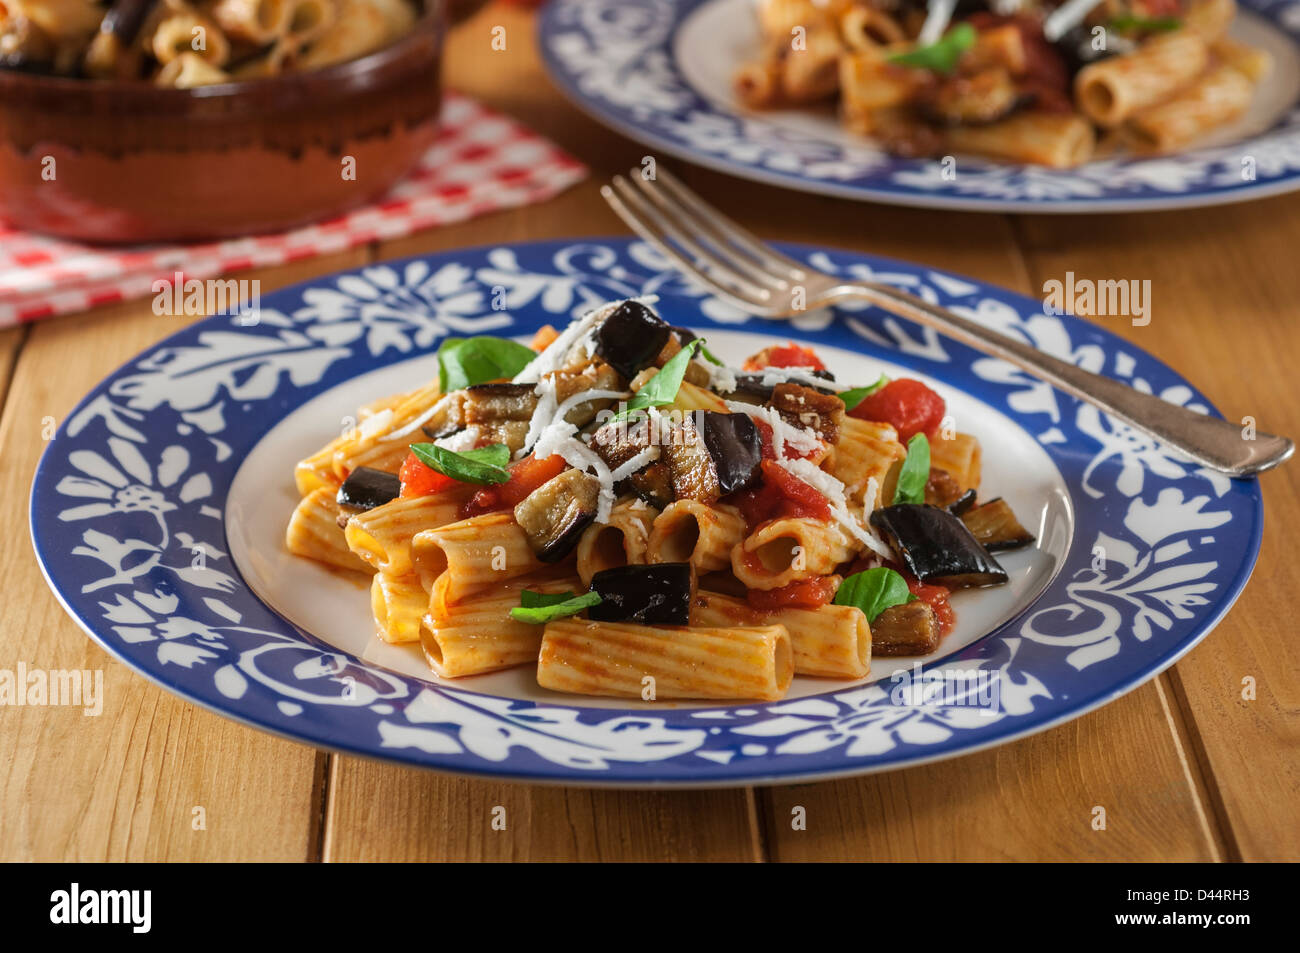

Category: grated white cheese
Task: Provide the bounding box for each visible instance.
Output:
[723,400,823,458]
[381,393,458,444]
[778,457,892,558]
[511,295,662,385]
[610,445,660,482]
[700,359,738,394]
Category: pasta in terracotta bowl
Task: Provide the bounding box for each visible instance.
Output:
[0,0,446,243]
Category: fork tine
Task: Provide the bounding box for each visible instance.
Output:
[631,172,789,291]
[652,166,810,282]
[602,177,775,310]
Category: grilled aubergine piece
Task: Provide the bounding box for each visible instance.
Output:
[513,468,600,562]
[869,503,1009,588]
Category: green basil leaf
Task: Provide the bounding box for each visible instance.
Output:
[838,375,889,411]
[892,433,931,505]
[409,442,512,485]
[607,339,702,424]
[437,336,537,392]
[510,590,603,624]
[520,590,575,609]
[889,22,976,74]
[1108,14,1181,33]
[698,342,724,366]
[833,567,916,622]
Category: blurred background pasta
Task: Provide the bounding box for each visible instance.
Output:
[0,0,422,85]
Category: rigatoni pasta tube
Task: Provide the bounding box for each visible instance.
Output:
[370,572,426,644]
[286,486,373,573]
[412,511,543,606]
[731,517,856,590]
[827,416,904,508]
[329,381,442,481]
[155,53,231,88]
[422,572,582,678]
[298,0,390,68]
[210,0,291,43]
[345,491,467,576]
[1126,64,1254,153]
[1075,32,1209,127]
[647,501,745,573]
[295,434,346,496]
[692,590,869,678]
[929,432,982,493]
[575,499,657,586]
[944,112,1095,168]
[537,620,793,701]
[1184,0,1236,40]
[838,5,904,51]
[151,12,231,67]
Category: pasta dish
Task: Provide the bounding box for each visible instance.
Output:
[0,0,419,85]
[735,0,1271,166]
[286,299,1035,701]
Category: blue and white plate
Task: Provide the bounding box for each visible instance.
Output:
[31,239,1262,786]
[538,0,1300,212]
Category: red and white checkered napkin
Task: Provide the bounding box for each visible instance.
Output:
[0,91,588,327]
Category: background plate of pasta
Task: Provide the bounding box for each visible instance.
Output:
[538,0,1300,212]
[30,238,1263,785]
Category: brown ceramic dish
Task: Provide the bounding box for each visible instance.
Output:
[0,1,447,244]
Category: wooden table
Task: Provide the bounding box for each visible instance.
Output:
[3,4,1296,862]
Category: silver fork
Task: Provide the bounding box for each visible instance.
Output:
[601,167,1293,478]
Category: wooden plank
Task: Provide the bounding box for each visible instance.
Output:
[322,757,760,862]
[761,680,1219,861]
[0,252,366,861]
[1012,195,1300,861]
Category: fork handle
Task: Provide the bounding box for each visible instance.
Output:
[838,282,1293,477]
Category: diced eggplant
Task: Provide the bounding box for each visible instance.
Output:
[871,600,940,656]
[663,415,721,504]
[337,467,400,511]
[700,412,762,494]
[462,383,538,424]
[593,300,672,381]
[513,468,599,562]
[869,503,1008,588]
[961,498,1035,552]
[923,467,966,509]
[552,361,624,427]
[947,488,977,517]
[589,563,692,625]
[418,391,466,440]
[624,462,675,510]
[728,374,777,405]
[768,383,843,443]
[591,416,651,471]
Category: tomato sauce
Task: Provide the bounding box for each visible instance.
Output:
[732,460,832,527]
[747,577,837,611]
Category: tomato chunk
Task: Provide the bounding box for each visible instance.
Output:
[751,419,817,462]
[743,342,826,372]
[732,459,831,527]
[849,378,945,442]
[747,577,837,611]
[907,577,955,637]
[398,451,457,498]
[461,453,567,517]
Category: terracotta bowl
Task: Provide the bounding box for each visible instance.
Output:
[0,1,448,244]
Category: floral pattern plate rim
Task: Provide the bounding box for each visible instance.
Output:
[536,0,1300,213]
[30,238,1262,787]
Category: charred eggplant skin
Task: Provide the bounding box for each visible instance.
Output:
[593,300,672,381]
[869,503,1009,588]
[701,412,762,494]
[589,563,692,625]
[337,467,401,511]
